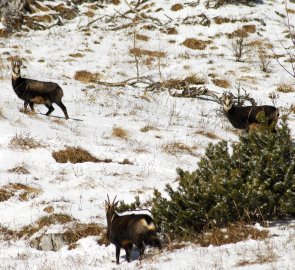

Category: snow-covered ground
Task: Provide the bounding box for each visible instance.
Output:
[0,0,295,269]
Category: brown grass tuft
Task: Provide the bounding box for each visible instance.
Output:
[140,124,157,132]
[111,0,121,5]
[7,165,30,174]
[10,134,45,150]
[63,223,105,246]
[135,34,150,42]
[74,70,101,83]
[69,53,84,58]
[212,78,230,88]
[197,222,269,247]
[43,206,54,213]
[171,3,183,11]
[183,38,212,50]
[277,84,294,93]
[167,27,178,35]
[195,130,220,140]
[162,141,198,156]
[112,127,129,139]
[242,24,256,34]
[52,146,112,164]
[130,48,166,58]
[17,213,73,239]
[0,189,14,202]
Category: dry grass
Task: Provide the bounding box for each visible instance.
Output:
[162,141,198,156]
[167,27,178,35]
[242,24,256,34]
[0,183,41,202]
[129,48,166,58]
[111,0,121,5]
[43,206,54,213]
[197,222,269,247]
[135,34,150,42]
[183,38,212,50]
[74,70,101,83]
[52,146,112,164]
[0,107,6,119]
[162,74,206,90]
[7,165,30,174]
[10,134,45,150]
[277,84,294,93]
[112,126,129,139]
[140,124,157,132]
[63,223,105,246]
[212,78,230,88]
[69,53,84,58]
[17,213,73,239]
[171,3,183,11]
[195,130,220,140]
[214,17,231,24]
[0,189,14,202]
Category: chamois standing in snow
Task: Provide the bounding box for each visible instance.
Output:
[11,60,69,119]
[105,195,161,264]
[221,92,279,132]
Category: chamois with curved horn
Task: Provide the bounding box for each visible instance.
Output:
[105,195,161,264]
[11,60,69,119]
[221,92,279,132]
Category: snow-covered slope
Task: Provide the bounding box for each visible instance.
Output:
[0,0,295,269]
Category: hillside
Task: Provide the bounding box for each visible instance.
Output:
[0,0,295,269]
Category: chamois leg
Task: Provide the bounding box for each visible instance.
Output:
[24,100,29,112]
[138,242,145,260]
[56,101,69,120]
[29,102,35,112]
[45,104,55,116]
[115,245,121,264]
[124,243,133,262]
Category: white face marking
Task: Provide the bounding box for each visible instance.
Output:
[222,95,233,112]
[12,61,21,79]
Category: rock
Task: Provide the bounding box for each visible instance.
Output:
[30,233,67,251]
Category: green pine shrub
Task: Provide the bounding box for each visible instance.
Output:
[152,122,295,240]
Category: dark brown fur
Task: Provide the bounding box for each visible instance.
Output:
[105,196,161,264]
[221,92,279,132]
[11,61,69,119]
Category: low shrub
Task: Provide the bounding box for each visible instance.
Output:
[152,122,295,240]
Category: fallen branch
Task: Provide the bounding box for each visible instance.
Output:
[96,76,154,87]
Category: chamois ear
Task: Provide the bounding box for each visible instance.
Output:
[114,201,119,208]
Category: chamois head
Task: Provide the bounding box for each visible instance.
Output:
[11,60,22,79]
[105,195,118,224]
[221,92,234,112]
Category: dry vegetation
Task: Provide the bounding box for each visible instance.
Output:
[63,222,107,248]
[52,146,112,164]
[195,130,220,140]
[112,126,129,139]
[7,164,30,174]
[10,134,45,150]
[0,183,41,202]
[183,38,212,50]
[171,4,183,11]
[17,213,73,240]
[161,141,198,156]
[140,124,157,132]
[277,83,294,93]
[74,70,101,83]
[212,78,231,88]
[197,222,269,247]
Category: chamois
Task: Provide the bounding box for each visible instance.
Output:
[221,92,279,132]
[105,195,161,264]
[11,60,69,119]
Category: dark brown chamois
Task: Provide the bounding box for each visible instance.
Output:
[221,92,279,132]
[105,195,161,264]
[11,60,69,119]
